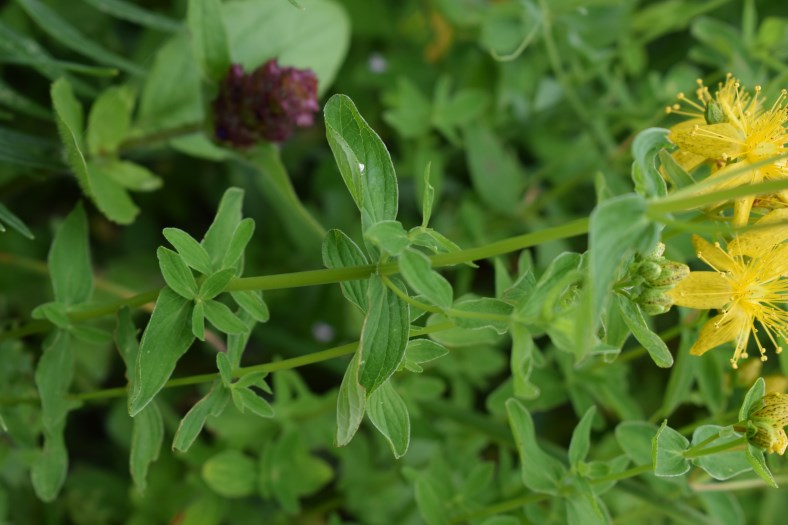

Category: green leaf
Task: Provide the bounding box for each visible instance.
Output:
[31,302,70,329]
[399,248,453,310]
[450,297,512,334]
[216,352,232,387]
[129,401,163,493]
[324,95,398,229]
[86,85,134,156]
[464,125,524,214]
[382,78,432,139]
[421,162,435,227]
[221,218,255,270]
[230,290,270,323]
[130,287,195,416]
[569,406,597,466]
[652,420,690,477]
[691,425,751,480]
[615,421,658,466]
[658,149,695,189]
[35,331,75,432]
[163,228,213,275]
[0,203,34,239]
[510,324,539,399]
[364,220,410,255]
[408,226,463,256]
[172,382,226,452]
[31,426,68,503]
[506,398,566,494]
[404,339,448,367]
[204,300,247,335]
[616,295,673,368]
[657,324,698,419]
[202,450,256,498]
[202,188,244,270]
[86,161,140,224]
[322,229,370,312]
[186,0,231,82]
[565,479,608,525]
[199,269,235,301]
[230,386,274,418]
[18,0,144,76]
[739,377,765,421]
[631,128,669,199]
[744,444,777,488]
[336,353,366,447]
[157,247,198,299]
[99,160,162,192]
[82,0,181,32]
[115,307,139,376]
[358,276,410,394]
[367,381,410,458]
[50,79,92,203]
[72,325,112,345]
[191,300,205,341]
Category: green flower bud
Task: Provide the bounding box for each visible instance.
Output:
[704,99,727,125]
[636,287,673,316]
[637,261,662,281]
[650,261,690,287]
[747,392,788,455]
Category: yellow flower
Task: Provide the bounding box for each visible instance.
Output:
[666,75,788,226]
[748,392,788,455]
[667,210,788,368]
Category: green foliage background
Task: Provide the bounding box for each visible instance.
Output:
[1,0,788,524]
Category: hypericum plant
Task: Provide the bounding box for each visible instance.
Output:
[2,1,788,524]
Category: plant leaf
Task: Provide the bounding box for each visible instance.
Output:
[48,203,93,305]
[157,247,198,299]
[336,352,365,447]
[367,380,410,458]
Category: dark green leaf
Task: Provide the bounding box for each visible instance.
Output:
[569,406,597,466]
[202,450,256,498]
[163,228,213,275]
[35,331,75,432]
[367,381,410,458]
[616,295,673,367]
[157,247,198,299]
[202,188,244,270]
[230,386,274,418]
[87,161,140,224]
[51,79,92,204]
[230,290,270,323]
[365,220,410,255]
[336,353,365,447]
[31,302,70,329]
[510,324,539,399]
[216,352,232,387]
[221,218,254,270]
[464,125,524,214]
[172,382,226,452]
[358,276,410,394]
[322,229,370,312]
[204,300,247,335]
[130,401,163,493]
[82,0,181,32]
[0,203,34,239]
[0,125,62,170]
[31,426,68,503]
[191,300,205,341]
[399,248,453,310]
[115,307,139,375]
[86,85,134,156]
[199,269,235,301]
[130,287,195,416]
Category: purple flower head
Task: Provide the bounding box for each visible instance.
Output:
[212,59,319,147]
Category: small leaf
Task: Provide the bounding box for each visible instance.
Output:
[130,401,163,493]
[115,307,139,375]
[616,295,673,368]
[31,302,70,329]
[157,247,198,299]
[631,128,670,199]
[87,161,140,224]
[230,290,270,322]
[405,339,448,365]
[364,220,410,255]
[35,331,75,432]
[172,382,226,452]
[506,398,566,494]
[86,85,134,156]
[202,450,256,498]
[202,188,244,270]
[216,352,232,387]
[658,149,695,189]
[615,421,658,466]
[204,300,248,334]
[464,125,524,214]
[31,426,68,503]
[102,160,162,192]
[739,377,765,421]
[510,324,539,399]
[399,248,453,310]
[421,162,434,227]
[163,228,213,274]
[450,297,512,334]
[652,420,691,477]
[745,444,777,488]
[49,202,93,305]
[691,425,751,480]
[230,386,274,418]
[322,229,370,312]
[358,276,410,394]
[199,269,235,300]
[0,203,34,239]
[130,287,195,416]
[221,218,255,270]
[187,0,231,82]
[191,300,205,341]
[336,353,365,447]
[367,381,410,458]
[569,406,597,466]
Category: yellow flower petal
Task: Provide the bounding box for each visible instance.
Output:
[668,271,732,309]
[690,309,748,356]
[669,120,744,160]
[729,208,788,257]
[691,235,735,273]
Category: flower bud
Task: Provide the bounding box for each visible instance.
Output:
[212,59,319,147]
[635,287,673,316]
[704,99,727,125]
[747,392,788,455]
[650,261,690,287]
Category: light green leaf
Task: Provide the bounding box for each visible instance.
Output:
[31,425,68,503]
[100,160,162,192]
[202,450,256,498]
[130,401,163,493]
[87,161,140,224]
[506,398,566,494]
[691,425,751,480]
[86,85,134,156]
[35,331,76,432]
[569,406,597,466]
[365,220,410,255]
[216,352,232,387]
[658,149,695,189]
[631,128,670,199]
[202,188,244,270]
[510,324,539,399]
[358,276,410,394]
[652,420,690,477]
[204,300,248,335]
[616,295,673,368]
[324,95,398,230]
[450,297,512,334]
[336,353,365,447]
[367,381,410,458]
[18,0,144,75]
[739,377,765,420]
[464,125,524,214]
[230,386,274,418]
[0,203,34,239]
[745,444,777,488]
[191,301,205,341]
[157,247,198,299]
[172,382,227,452]
[615,421,658,466]
[421,162,435,227]
[72,325,112,345]
[50,78,92,201]
[221,218,254,270]
[32,302,70,330]
[399,248,453,310]
[199,269,235,301]
[322,229,370,312]
[230,290,270,323]
[163,228,213,275]
[405,339,448,366]
[130,287,195,416]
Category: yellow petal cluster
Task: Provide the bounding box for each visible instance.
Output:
[666,75,788,227]
[667,209,788,368]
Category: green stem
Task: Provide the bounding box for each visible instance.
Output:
[119,122,207,152]
[684,436,747,459]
